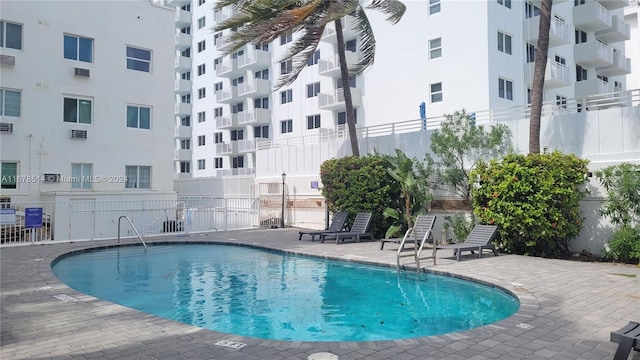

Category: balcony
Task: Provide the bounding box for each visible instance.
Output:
[525,16,571,47]
[575,39,613,67]
[216,142,233,155]
[175,102,191,115]
[175,55,191,71]
[318,51,360,78]
[596,0,628,10]
[214,6,235,22]
[595,15,630,42]
[174,149,191,161]
[165,0,190,7]
[320,16,358,44]
[237,140,255,153]
[175,31,191,51]
[237,48,271,70]
[598,50,631,76]
[573,1,611,32]
[232,167,255,176]
[216,58,242,78]
[528,0,568,6]
[526,60,571,89]
[175,78,191,94]
[575,78,615,98]
[318,88,361,111]
[175,8,190,26]
[215,88,237,103]
[215,34,234,52]
[174,125,191,138]
[216,115,235,129]
[236,79,271,98]
[237,108,270,126]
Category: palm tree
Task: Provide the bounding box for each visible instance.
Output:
[529,0,553,154]
[212,0,406,157]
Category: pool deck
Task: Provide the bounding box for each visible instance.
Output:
[1,228,639,360]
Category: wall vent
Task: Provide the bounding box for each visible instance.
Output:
[70,129,88,139]
[43,174,60,183]
[74,67,90,78]
[0,123,13,133]
[0,55,15,67]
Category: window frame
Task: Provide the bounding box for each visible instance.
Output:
[280,119,293,134]
[429,37,442,59]
[498,78,514,100]
[126,46,151,73]
[71,163,93,189]
[197,159,206,170]
[429,0,441,15]
[198,135,206,146]
[306,114,321,130]
[430,82,443,103]
[306,82,321,98]
[63,34,94,63]
[1,162,18,189]
[280,89,293,104]
[497,31,512,55]
[0,21,22,50]
[126,104,151,129]
[0,88,21,117]
[125,165,151,189]
[63,96,93,124]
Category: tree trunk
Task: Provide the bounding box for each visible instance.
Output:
[529,0,553,154]
[334,18,360,157]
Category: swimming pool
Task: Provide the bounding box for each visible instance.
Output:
[52,243,519,342]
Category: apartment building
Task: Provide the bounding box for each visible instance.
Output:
[0,0,176,203]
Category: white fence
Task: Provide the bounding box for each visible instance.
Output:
[0,197,259,246]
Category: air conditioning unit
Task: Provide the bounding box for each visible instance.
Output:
[0,55,15,67]
[74,67,90,78]
[43,174,60,183]
[0,122,13,133]
[70,129,88,139]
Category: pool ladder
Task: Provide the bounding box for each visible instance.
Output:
[117,216,147,249]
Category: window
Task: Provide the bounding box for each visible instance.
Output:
[497,31,512,55]
[255,43,269,51]
[198,0,205,5]
[214,82,223,92]
[337,110,357,125]
[0,89,21,117]
[575,29,587,44]
[306,82,321,98]
[345,39,356,52]
[556,95,567,109]
[125,166,151,189]
[430,82,442,103]
[280,32,292,45]
[71,163,92,189]
[180,161,191,173]
[181,94,191,103]
[555,55,566,65]
[527,88,532,104]
[526,44,535,63]
[197,63,205,75]
[181,115,191,126]
[232,76,244,86]
[126,105,151,129]
[0,21,22,50]
[307,50,321,66]
[230,129,244,141]
[280,59,293,75]
[281,119,293,133]
[126,46,151,72]
[181,71,191,80]
[214,132,223,143]
[498,78,513,100]
[63,97,92,124]
[198,135,205,146]
[307,114,321,129]
[525,2,540,18]
[213,33,222,46]
[254,97,269,109]
[576,65,587,81]
[197,16,206,29]
[180,4,190,11]
[198,111,206,123]
[231,102,243,113]
[180,26,191,35]
[597,74,609,83]
[574,0,586,5]
[214,107,223,118]
[254,125,269,138]
[197,40,205,52]
[429,38,441,59]
[254,68,269,80]
[180,139,191,149]
[497,0,511,9]
[214,157,223,168]
[281,89,293,104]
[63,34,93,63]
[429,0,441,14]
[181,47,191,58]
[197,159,205,170]
[1,162,17,189]
[232,156,244,168]
[198,87,206,99]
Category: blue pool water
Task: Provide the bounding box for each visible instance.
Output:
[52,244,519,342]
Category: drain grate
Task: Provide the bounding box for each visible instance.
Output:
[54,294,77,302]
[308,352,339,360]
[215,340,247,349]
[517,323,534,330]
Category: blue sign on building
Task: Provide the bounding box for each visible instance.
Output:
[25,207,43,229]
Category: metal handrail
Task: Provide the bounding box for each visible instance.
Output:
[117,215,147,249]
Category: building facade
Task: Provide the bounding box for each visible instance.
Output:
[0,0,176,204]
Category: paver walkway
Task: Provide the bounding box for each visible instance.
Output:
[1,228,639,360]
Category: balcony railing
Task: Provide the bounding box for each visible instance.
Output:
[573,1,612,32]
[237,48,270,69]
[237,108,270,125]
[596,15,631,42]
[575,39,613,67]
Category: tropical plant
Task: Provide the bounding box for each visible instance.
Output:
[529,0,553,154]
[213,0,407,157]
[382,149,431,238]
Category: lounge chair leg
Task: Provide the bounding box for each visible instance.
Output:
[613,337,634,360]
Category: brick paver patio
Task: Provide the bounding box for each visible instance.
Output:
[1,228,639,359]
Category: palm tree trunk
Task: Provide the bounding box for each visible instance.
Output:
[529,0,553,154]
[335,18,360,157]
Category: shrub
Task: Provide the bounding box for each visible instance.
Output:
[320,155,401,238]
[471,151,589,257]
[601,226,640,264]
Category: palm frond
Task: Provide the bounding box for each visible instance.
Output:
[364,0,407,24]
[349,8,376,76]
[273,23,326,89]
